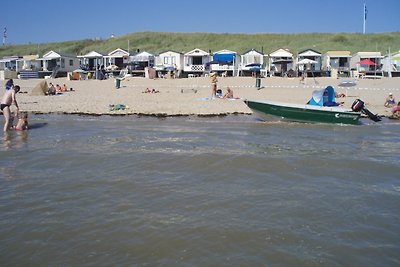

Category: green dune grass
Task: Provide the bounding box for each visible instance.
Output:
[0,32,399,57]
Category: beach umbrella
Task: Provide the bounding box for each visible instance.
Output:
[356,59,377,66]
[297,58,318,65]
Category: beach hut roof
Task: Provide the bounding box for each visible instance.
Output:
[106,48,129,57]
[298,49,321,57]
[157,50,183,56]
[326,51,351,56]
[0,56,19,63]
[40,51,76,60]
[242,49,263,56]
[185,48,209,56]
[269,48,293,57]
[78,51,104,58]
[354,52,382,58]
[131,51,154,62]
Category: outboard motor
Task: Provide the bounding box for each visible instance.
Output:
[351,99,381,122]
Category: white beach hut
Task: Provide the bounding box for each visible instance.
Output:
[154,50,184,78]
[130,51,155,70]
[324,51,351,77]
[239,49,265,76]
[78,51,105,70]
[16,55,42,79]
[296,49,322,75]
[184,48,211,75]
[38,51,80,77]
[104,48,130,70]
[209,49,238,76]
[350,52,383,76]
[268,48,294,77]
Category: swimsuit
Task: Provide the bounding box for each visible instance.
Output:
[0,104,10,111]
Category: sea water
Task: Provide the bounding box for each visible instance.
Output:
[1,115,399,266]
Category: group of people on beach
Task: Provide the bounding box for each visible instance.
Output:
[210,72,235,99]
[1,81,28,132]
[47,83,73,95]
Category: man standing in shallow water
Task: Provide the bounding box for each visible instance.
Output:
[1,85,20,131]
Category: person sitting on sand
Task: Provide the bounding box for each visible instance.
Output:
[47,83,56,95]
[142,88,159,93]
[391,101,400,118]
[62,84,68,92]
[56,84,62,93]
[1,85,20,131]
[15,112,28,131]
[222,87,234,99]
[384,93,396,108]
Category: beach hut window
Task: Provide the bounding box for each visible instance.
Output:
[69,60,74,66]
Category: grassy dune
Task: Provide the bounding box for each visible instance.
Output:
[0,32,399,57]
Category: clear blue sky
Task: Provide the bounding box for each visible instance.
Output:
[1,0,399,44]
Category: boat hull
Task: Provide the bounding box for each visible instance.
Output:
[246,100,361,125]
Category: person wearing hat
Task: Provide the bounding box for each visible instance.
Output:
[384,93,396,108]
[210,72,218,98]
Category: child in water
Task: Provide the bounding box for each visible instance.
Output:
[15,112,28,131]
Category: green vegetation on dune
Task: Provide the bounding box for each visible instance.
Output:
[0,32,399,57]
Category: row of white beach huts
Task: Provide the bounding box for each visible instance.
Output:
[1,47,400,80]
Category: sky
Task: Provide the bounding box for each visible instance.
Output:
[1,0,399,44]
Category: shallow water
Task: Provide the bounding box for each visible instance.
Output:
[1,115,399,266]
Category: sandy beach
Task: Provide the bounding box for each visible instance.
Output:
[2,76,400,117]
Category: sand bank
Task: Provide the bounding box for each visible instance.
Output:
[2,76,400,117]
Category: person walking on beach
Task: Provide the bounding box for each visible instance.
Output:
[1,85,20,131]
[210,72,218,98]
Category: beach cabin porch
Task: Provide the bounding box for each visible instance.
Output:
[324,51,351,78]
[16,55,42,79]
[37,51,80,78]
[184,48,211,76]
[269,49,294,77]
[350,52,383,78]
[208,49,238,76]
[296,49,322,77]
[154,50,184,78]
[239,49,265,77]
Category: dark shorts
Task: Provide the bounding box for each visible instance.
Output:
[1,104,10,111]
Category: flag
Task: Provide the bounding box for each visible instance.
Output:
[364,4,368,21]
[3,27,6,38]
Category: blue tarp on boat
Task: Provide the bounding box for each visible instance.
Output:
[308,86,337,106]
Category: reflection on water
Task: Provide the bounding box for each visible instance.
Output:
[0,115,400,266]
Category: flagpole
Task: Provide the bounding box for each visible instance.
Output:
[363,3,366,34]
